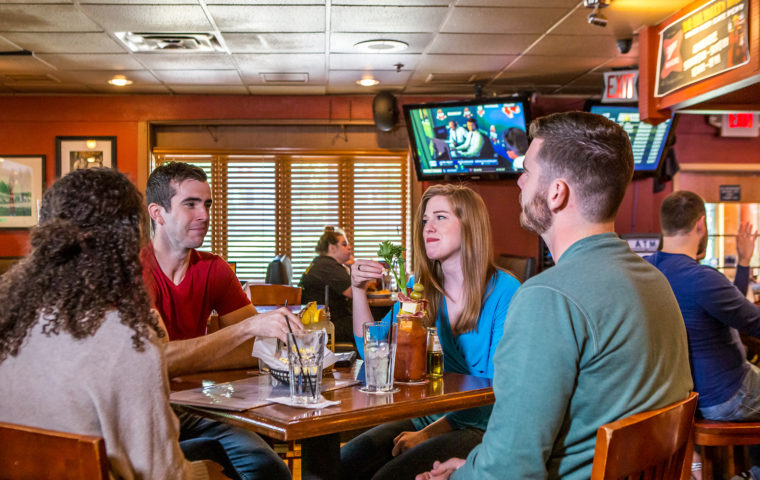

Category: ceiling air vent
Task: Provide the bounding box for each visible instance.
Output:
[425,73,474,84]
[260,72,309,83]
[115,32,225,53]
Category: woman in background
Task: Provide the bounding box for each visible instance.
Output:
[300,226,354,345]
[0,168,230,479]
[343,184,521,480]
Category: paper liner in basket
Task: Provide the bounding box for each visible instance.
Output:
[252,334,338,372]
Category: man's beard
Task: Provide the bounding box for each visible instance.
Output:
[519,190,553,235]
[696,230,708,260]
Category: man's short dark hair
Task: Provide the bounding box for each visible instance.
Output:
[467,117,478,129]
[660,191,706,236]
[146,162,207,211]
[529,111,634,222]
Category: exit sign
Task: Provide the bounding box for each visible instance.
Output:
[721,113,759,137]
[602,70,638,103]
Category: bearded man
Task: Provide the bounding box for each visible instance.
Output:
[418,111,692,480]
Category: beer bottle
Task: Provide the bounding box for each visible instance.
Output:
[427,327,443,377]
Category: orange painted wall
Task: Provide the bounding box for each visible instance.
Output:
[2,95,759,261]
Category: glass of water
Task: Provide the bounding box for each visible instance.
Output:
[361,322,399,394]
[287,329,326,404]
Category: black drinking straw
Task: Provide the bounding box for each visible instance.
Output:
[284,300,316,398]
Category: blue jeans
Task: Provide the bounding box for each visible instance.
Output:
[700,363,760,480]
[180,438,240,480]
[340,419,484,480]
[177,408,291,480]
[700,363,760,422]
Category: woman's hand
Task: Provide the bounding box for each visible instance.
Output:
[351,260,385,289]
[392,429,431,456]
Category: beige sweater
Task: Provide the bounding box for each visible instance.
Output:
[0,310,208,480]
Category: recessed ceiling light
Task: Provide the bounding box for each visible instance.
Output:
[353,39,409,53]
[357,76,380,87]
[108,75,133,87]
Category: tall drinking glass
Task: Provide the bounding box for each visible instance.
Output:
[287,330,326,404]
[361,322,399,394]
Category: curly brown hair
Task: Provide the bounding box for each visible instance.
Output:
[0,168,163,363]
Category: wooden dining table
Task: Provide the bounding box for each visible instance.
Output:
[170,366,494,480]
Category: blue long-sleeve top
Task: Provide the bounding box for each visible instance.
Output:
[646,251,760,408]
[354,270,520,430]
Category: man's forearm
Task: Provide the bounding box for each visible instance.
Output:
[166,321,251,377]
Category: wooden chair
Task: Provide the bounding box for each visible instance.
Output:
[495,254,537,284]
[0,421,109,479]
[693,419,760,479]
[590,392,698,480]
[248,283,302,306]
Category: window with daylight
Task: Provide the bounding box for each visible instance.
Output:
[152,151,410,283]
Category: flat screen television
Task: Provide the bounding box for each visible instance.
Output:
[403,97,530,180]
[589,104,678,177]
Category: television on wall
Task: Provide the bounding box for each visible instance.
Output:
[589,104,678,177]
[403,97,531,181]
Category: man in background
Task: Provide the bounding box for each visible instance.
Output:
[647,191,760,420]
[419,112,692,480]
[143,161,300,480]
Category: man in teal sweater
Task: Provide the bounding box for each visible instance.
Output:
[417,112,693,480]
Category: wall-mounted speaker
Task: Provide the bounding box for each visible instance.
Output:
[372,92,398,132]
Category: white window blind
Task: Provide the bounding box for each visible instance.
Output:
[152,151,409,283]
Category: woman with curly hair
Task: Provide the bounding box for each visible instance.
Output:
[0,168,229,479]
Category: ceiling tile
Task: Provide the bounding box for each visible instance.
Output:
[503,54,612,76]
[564,72,605,88]
[601,55,640,70]
[529,34,619,57]
[326,84,404,94]
[5,83,94,94]
[334,0,448,5]
[153,69,242,85]
[209,5,325,32]
[0,55,57,74]
[457,0,578,6]
[0,36,23,50]
[208,0,325,4]
[1,33,125,54]
[330,54,420,71]
[330,33,431,54]
[37,53,144,70]
[169,85,250,95]
[429,33,538,55]
[442,7,568,34]
[133,53,234,70]
[329,69,411,85]
[417,54,515,73]
[79,4,212,32]
[0,5,100,32]
[546,5,687,38]
[246,85,327,95]
[331,6,449,33]
[223,33,324,53]
[51,69,159,85]
[236,53,325,76]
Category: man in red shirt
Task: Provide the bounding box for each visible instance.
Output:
[143,161,301,480]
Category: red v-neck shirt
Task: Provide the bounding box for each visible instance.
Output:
[141,243,250,340]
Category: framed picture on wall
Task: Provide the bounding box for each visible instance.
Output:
[0,155,46,229]
[56,136,116,178]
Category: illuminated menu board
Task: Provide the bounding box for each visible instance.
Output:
[591,105,675,172]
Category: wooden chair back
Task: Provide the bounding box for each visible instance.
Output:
[590,392,698,480]
[0,421,109,479]
[248,283,302,306]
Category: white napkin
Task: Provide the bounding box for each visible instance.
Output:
[252,334,338,371]
[266,395,341,409]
